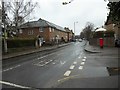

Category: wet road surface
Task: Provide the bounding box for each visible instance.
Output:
[1,41,118,88]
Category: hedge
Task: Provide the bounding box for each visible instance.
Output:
[2,39,36,48]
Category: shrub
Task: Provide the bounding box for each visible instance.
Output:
[2,38,36,48]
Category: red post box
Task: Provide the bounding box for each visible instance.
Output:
[99,38,104,48]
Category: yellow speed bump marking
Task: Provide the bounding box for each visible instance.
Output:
[58,74,81,83]
[64,70,71,76]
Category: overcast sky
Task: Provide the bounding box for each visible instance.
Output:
[31,0,109,35]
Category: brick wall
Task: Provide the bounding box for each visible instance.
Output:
[18,27,68,44]
[49,27,68,42]
[89,37,115,47]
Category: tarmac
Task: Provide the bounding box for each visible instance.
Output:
[55,41,119,88]
[2,41,119,88]
[2,43,72,60]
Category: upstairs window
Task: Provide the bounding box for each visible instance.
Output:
[28,30,33,35]
[49,27,52,32]
[39,27,44,32]
[52,28,54,32]
[19,29,23,34]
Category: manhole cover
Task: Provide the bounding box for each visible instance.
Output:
[107,67,120,76]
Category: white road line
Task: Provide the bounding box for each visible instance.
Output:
[50,60,53,62]
[80,53,83,55]
[3,65,21,72]
[35,60,53,67]
[82,59,86,61]
[81,62,85,65]
[53,62,55,64]
[45,62,49,64]
[78,57,81,59]
[73,62,77,64]
[64,70,71,76]
[60,61,66,65]
[38,61,43,64]
[84,56,87,59]
[79,66,83,69]
[0,80,31,89]
[38,64,44,67]
[69,65,75,70]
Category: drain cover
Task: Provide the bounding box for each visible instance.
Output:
[107,67,120,76]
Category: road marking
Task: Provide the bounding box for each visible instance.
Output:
[80,52,83,55]
[53,62,55,64]
[78,66,83,69]
[50,60,53,62]
[84,56,87,59]
[38,61,43,64]
[58,74,81,82]
[73,62,77,64]
[45,62,49,64]
[38,64,44,67]
[64,70,71,76]
[69,65,75,70]
[81,62,85,65]
[34,60,53,67]
[3,65,21,72]
[82,59,86,61]
[0,80,31,89]
[60,61,66,65]
[78,56,81,59]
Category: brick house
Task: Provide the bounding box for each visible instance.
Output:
[18,18,70,44]
[64,27,74,41]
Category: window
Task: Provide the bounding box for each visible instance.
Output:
[28,30,33,35]
[52,28,54,32]
[49,27,52,32]
[39,27,44,32]
[19,29,23,34]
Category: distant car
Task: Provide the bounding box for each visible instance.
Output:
[71,39,76,42]
[79,39,82,42]
[115,39,120,47]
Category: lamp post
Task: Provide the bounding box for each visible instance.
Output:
[74,21,78,37]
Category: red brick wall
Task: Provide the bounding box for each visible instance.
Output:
[18,27,68,43]
[48,27,68,42]
[89,37,115,47]
[18,27,50,41]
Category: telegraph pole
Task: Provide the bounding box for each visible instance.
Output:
[2,2,8,53]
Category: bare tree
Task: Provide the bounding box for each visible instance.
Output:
[4,0,38,31]
[82,22,94,41]
[2,0,38,53]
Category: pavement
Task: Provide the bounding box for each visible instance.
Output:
[2,42,72,60]
[84,41,119,54]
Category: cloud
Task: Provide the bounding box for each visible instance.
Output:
[32,0,108,35]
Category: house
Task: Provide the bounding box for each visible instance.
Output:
[104,16,120,40]
[64,27,74,41]
[18,18,69,44]
[104,16,115,32]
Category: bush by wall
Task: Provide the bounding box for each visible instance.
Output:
[2,38,36,48]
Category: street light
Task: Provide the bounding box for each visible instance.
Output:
[74,21,78,36]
